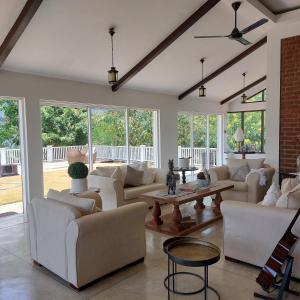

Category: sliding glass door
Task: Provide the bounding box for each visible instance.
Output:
[40,104,88,195]
[0,97,24,215]
[91,107,127,169]
[178,112,220,172]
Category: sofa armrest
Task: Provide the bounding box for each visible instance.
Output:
[88,175,124,210]
[209,166,229,183]
[66,202,148,288]
[246,167,275,203]
[221,201,300,278]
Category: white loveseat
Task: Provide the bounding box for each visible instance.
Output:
[88,167,167,210]
[221,201,300,279]
[28,197,148,289]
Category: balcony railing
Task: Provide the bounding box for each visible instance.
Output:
[0,145,217,167]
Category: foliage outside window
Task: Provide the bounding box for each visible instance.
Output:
[226,110,265,153]
[244,89,266,103]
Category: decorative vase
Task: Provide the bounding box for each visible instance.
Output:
[70,178,87,193]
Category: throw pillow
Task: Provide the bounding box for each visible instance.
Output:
[227,158,248,177]
[125,165,144,187]
[281,178,297,194]
[276,184,300,209]
[246,158,265,170]
[230,165,250,182]
[142,168,156,185]
[130,161,148,171]
[47,189,96,215]
[261,183,282,206]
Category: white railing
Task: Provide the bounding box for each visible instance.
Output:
[0,145,217,166]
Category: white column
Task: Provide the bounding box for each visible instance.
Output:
[217,115,224,166]
[21,97,44,205]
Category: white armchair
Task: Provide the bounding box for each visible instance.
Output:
[28,197,148,289]
[221,201,300,279]
[88,168,167,210]
[209,164,275,203]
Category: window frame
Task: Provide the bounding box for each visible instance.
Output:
[226,109,266,153]
[243,89,266,104]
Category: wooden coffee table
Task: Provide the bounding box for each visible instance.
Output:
[142,183,233,236]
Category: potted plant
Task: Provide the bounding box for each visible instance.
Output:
[68,162,89,193]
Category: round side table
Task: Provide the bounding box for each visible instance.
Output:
[163,237,220,300]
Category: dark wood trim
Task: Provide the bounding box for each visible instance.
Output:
[0,0,43,67]
[178,36,267,100]
[112,0,221,92]
[220,75,267,105]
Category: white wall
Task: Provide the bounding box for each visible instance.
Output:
[266,18,300,176]
[0,70,227,203]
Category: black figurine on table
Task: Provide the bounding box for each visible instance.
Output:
[166,159,176,195]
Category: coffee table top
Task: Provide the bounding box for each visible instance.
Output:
[141,182,233,205]
[164,237,220,267]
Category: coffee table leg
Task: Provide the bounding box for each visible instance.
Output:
[172,205,182,224]
[213,192,223,214]
[182,170,186,184]
[194,197,205,213]
[152,200,163,225]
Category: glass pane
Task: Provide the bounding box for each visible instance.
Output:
[193,115,206,170]
[0,98,23,214]
[246,90,265,103]
[226,112,241,152]
[209,114,217,167]
[41,105,88,195]
[128,109,156,167]
[91,108,127,169]
[177,113,192,163]
[244,111,262,152]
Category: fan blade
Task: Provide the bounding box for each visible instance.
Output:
[194,35,230,39]
[235,37,251,46]
[240,18,268,35]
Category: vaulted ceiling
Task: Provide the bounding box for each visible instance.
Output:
[0,0,286,102]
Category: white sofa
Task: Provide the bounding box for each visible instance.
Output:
[28,197,148,289]
[221,201,300,279]
[88,167,167,210]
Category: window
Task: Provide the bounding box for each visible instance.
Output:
[244,89,266,103]
[226,110,265,153]
[178,112,220,171]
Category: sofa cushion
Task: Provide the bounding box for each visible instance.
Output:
[230,165,249,182]
[281,178,298,194]
[261,183,282,207]
[47,189,95,215]
[227,159,249,180]
[217,180,248,192]
[125,165,144,187]
[142,168,156,185]
[276,184,300,209]
[124,183,165,200]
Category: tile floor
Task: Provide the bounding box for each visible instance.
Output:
[0,208,299,300]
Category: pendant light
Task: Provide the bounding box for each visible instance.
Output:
[241,72,247,103]
[198,58,206,97]
[108,27,118,85]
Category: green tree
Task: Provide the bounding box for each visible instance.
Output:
[0,99,20,147]
[41,106,88,146]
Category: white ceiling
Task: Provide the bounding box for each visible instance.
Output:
[0,0,272,102]
[259,0,300,13]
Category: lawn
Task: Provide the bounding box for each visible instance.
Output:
[0,162,124,206]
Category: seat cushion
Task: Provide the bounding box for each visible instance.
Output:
[217,180,248,192]
[124,183,165,200]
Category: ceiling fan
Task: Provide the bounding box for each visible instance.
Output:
[194,1,268,46]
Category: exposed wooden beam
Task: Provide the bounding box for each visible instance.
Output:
[0,0,43,67]
[178,36,267,100]
[112,0,221,92]
[220,75,267,105]
[246,0,276,22]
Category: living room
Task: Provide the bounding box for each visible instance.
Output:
[0,0,300,299]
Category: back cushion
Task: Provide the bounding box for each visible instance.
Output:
[47,189,95,215]
[246,158,265,170]
[227,159,249,180]
[125,166,144,187]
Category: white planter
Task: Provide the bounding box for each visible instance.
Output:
[70,178,87,193]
